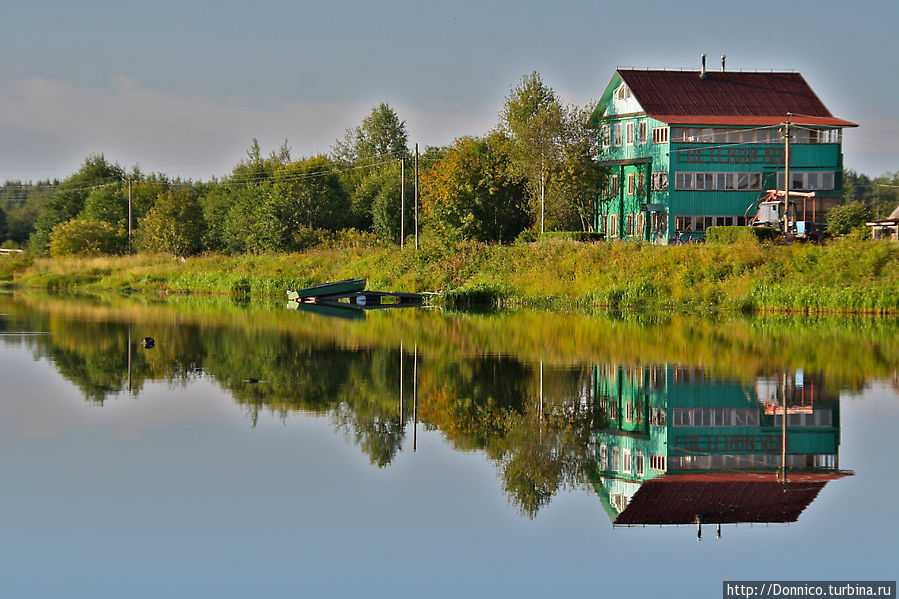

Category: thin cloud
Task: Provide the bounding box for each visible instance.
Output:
[0,77,494,181]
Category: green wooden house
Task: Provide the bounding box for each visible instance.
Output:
[593,59,857,243]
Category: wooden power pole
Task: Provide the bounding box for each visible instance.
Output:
[414,143,419,250]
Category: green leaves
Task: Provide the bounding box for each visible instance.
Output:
[137,189,206,257]
[422,135,530,243]
[48,219,125,257]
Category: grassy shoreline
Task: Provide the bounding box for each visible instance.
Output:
[2,237,899,314]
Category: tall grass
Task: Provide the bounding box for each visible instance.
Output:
[7,237,899,314]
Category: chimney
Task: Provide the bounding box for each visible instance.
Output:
[700,53,708,79]
[721,54,727,72]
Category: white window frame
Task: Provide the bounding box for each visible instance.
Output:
[635,453,645,477]
[776,171,835,191]
[601,124,611,149]
[622,449,632,474]
[637,120,647,144]
[625,122,635,145]
[652,126,669,144]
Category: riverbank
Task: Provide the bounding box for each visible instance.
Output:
[2,237,898,313]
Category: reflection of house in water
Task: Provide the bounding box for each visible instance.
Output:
[592,365,850,532]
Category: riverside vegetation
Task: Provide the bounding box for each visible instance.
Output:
[1,72,897,314]
[3,234,898,314]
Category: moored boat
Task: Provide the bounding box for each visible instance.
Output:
[286,278,366,301]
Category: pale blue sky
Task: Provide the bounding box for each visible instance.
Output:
[1,0,896,181]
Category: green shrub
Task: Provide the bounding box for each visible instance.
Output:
[538,231,604,242]
[826,201,873,236]
[515,230,539,244]
[706,226,779,244]
[438,282,513,308]
[0,251,32,281]
[49,219,126,257]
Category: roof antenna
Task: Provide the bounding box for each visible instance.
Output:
[700,53,708,79]
[721,54,727,72]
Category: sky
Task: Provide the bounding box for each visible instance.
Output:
[1,0,897,182]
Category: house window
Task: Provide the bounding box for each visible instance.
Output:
[599,215,608,234]
[638,120,647,144]
[601,124,611,148]
[636,213,644,237]
[616,83,631,100]
[676,171,763,191]
[626,214,634,237]
[610,446,620,471]
[626,122,635,145]
[609,175,619,196]
[635,453,645,477]
[622,449,632,474]
[609,215,618,238]
[776,171,835,191]
[625,401,634,422]
[637,172,645,195]
[599,445,608,470]
[627,173,635,195]
[613,123,622,146]
[650,455,666,471]
[652,172,668,191]
[652,126,669,144]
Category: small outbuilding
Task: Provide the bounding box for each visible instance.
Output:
[866,206,899,240]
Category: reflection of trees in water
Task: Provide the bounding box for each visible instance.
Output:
[420,361,605,517]
[3,307,605,516]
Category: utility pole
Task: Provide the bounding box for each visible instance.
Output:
[400,158,405,248]
[128,178,133,249]
[783,116,791,238]
[540,160,545,234]
[414,143,419,250]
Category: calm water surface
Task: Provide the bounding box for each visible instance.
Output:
[0,293,896,598]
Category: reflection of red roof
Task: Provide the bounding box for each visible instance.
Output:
[617,70,857,128]
[613,472,851,525]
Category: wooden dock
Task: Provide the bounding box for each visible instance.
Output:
[288,290,426,311]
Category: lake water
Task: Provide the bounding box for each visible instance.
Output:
[1,293,896,598]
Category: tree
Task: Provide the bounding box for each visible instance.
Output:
[256,155,349,251]
[826,201,873,237]
[332,103,409,164]
[350,161,413,242]
[48,219,125,256]
[500,72,565,233]
[30,155,124,255]
[79,186,128,226]
[0,204,7,243]
[421,135,530,243]
[550,104,606,231]
[137,188,206,256]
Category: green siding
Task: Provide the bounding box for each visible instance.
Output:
[596,111,847,243]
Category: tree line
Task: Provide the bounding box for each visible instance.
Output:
[0,72,604,257]
[1,71,897,255]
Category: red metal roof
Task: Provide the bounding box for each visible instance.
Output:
[613,472,850,525]
[617,70,857,127]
